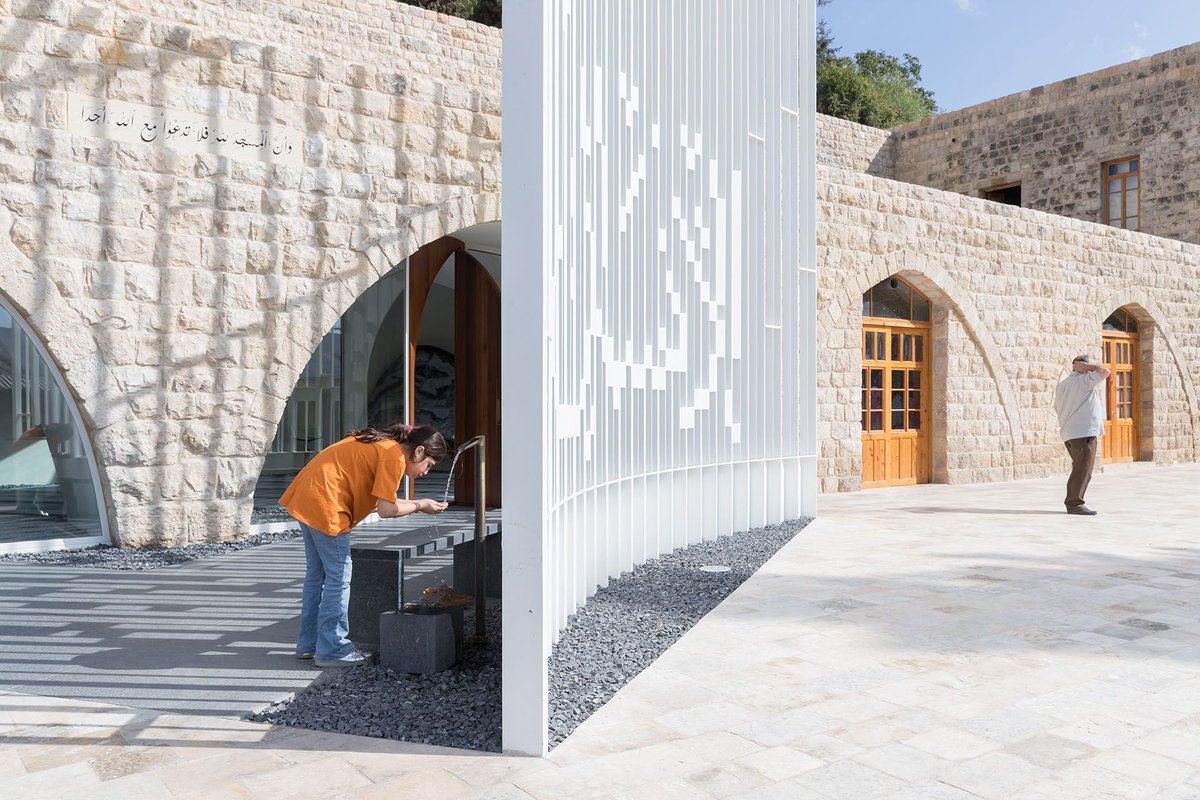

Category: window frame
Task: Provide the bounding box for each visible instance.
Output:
[1102,156,1140,231]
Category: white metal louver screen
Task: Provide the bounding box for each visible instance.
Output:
[502,0,816,754]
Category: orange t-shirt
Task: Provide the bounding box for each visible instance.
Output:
[279,436,407,536]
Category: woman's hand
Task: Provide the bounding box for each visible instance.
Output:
[418,499,448,515]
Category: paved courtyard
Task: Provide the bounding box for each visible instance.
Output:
[1,464,1199,799]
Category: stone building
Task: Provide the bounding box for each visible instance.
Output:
[816,43,1200,491]
[0,0,1196,557]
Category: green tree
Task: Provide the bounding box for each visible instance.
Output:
[399,0,501,27]
[816,3,936,128]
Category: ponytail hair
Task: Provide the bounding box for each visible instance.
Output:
[350,423,449,462]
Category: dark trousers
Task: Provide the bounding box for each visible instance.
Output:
[1064,436,1097,508]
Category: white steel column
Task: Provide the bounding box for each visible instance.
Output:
[500,0,550,756]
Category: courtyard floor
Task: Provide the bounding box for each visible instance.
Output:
[2,463,1199,798]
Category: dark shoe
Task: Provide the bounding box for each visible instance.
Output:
[295,651,315,660]
[1067,506,1098,516]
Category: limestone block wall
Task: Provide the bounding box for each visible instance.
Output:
[818,164,1200,492]
[0,0,501,545]
[891,43,1200,245]
[816,113,894,178]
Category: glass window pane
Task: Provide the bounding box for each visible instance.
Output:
[909,410,921,429]
[862,369,868,388]
[877,333,886,355]
[891,410,905,430]
[1103,316,1121,332]
[862,410,868,431]
[1109,179,1122,193]
[903,335,912,361]
[1108,164,1117,175]
[909,390,921,409]
[1115,161,1130,174]
[908,370,921,390]
[862,291,871,317]
[870,411,883,430]
[0,306,103,546]
[912,296,930,322]
[1127,193,1138,216]
[870,279,913,320]
[892,371,905,389]
[1130,159,1138,171]
[892,391,905,410]
[891,334,901,361]
[1126,216,1138,230]
[864,333,874,360]
[914,335,924,362]
[1126,315,1138,332]
[870,390,883,410]
[1127,176,1138,190]
[870,370,883,389]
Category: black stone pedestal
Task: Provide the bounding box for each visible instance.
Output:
[348,548,402,651]
[379,607,464,674]
[453,531,502,600]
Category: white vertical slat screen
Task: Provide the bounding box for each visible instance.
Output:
[503,0,816,755]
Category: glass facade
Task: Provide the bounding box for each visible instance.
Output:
[0,304,104,549]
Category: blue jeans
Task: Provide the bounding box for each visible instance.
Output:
[295,521,354,660]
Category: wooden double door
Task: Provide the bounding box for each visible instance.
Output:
[861,321,932,487]
[1102,331,1138,463]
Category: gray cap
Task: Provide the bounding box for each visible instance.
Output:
[1072,354,1093,364]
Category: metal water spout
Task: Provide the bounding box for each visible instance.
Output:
[447,435,487,641]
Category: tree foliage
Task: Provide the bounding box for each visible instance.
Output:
[399,0,501,27]
[816,1,937,129]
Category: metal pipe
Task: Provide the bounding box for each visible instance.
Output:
[474,435,486,641]
[448,435,488,642]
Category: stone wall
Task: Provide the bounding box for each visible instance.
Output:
[891,43,1200,245]
[816,113,894,178]
[817,164,1200,492]
[0,0,501,545]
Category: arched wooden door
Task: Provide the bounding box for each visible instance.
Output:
[861,277,932,488]
[407,236,502,507]
[1102,308,1139,463]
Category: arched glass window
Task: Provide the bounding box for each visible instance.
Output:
[1103,308,1139,333]
[0,302,106,551]
[862,276,930,322]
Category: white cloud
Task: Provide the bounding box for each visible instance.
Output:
[1122,45,1145,60]
[952,0,978,12]
[1133,22,1149,40]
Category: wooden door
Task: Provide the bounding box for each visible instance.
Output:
[861,322,932,487]
[454,251,501,507]
[1102,331,1138,462]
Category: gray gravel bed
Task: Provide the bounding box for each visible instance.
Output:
[547,518,810,748]
[0,530,302,570]
[247,605,502,752]
[251,505,295,525]
[241,518,806,753]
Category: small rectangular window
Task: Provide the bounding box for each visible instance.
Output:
[982,183,1021,206]
[1103,157,1140,231]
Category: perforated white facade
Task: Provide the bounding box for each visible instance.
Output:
[502,0,816,753]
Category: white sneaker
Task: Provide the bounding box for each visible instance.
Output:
[315,649,368,669]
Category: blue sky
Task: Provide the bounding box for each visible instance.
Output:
[819,1,1200,112]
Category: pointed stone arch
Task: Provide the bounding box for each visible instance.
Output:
[820,257,1023,489]
[1093,290,1200,463]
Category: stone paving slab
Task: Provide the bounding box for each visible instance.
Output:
[1,464,1199,798]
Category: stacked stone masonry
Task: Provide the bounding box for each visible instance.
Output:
[0,0,500,545]
[817,160,1200,492]
[891,42,1200,245]
[2,0,1199,545]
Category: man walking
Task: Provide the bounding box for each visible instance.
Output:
[1053,354,1111,515]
